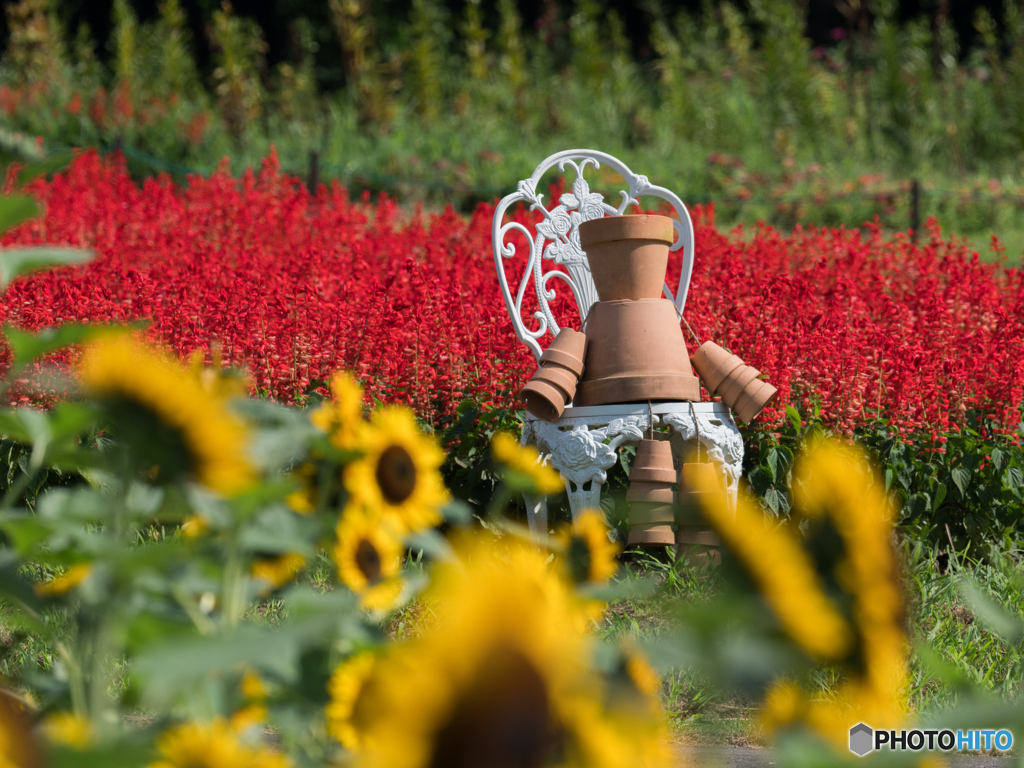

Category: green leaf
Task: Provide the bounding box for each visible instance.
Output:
[960,579,1024,643]
[932,482,947,512]
[763,487,782,515]
[990,447,1005,471]
[884,467,894,492]
[950,467,970,498]
[0,195,40,234]
[765,447,779,483]
[0,247,93,288]
[11,152,73,188]
[1005,466,1023,491]
[4,324,111,368]
[785,405,801,432]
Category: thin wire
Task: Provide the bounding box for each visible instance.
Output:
[682,317,701,347]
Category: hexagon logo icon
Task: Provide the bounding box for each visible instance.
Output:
[849,723,874,757]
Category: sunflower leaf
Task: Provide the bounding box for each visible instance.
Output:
[4,324,113,368]
[0,247,93,288]
[0,195,39,235]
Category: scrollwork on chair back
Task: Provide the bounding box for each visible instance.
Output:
[492,149,696,360]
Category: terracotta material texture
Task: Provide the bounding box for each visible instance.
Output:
[520,329,588,422]
[626,439,677,547]
[575,299,700,406]
[734,379,779,424]
[716,365,761,406]
[690,341,743,395]
[539,328,587,376]
[579,214,676,302]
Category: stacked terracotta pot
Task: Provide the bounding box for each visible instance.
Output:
[626,439,677,546]
[520,328,587,422]
[675,461,723,565]
[690,341,777,424]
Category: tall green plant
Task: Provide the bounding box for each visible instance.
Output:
[208,1,267,142]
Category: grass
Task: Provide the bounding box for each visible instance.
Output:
[599,543,1024,748]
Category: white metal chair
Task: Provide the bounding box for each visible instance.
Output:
[492,149,743,536]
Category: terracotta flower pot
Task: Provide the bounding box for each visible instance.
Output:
[575,299,699,406]
[519,329,588,422]
[626,439,677,547]
[539,328,587,376]
[733,379,779,424]
[716,364,761,406]
[675,462,723,566]
[690,341,743,395]
[578,214,676,302]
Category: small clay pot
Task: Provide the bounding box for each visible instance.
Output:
[532,365,578,399]
[625,481,674,505]
[626,439,677,547]
[521,379,567,421]
[578,214,676,302]
[520,329,588,422]
[575,299,700,406]
[717,364,761,407]
[690,341,743,395]
[629,439,677,483]
[675,462,723,566]
[539,328,587,376]
[733,379,779,424]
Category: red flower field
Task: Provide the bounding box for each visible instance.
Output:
[2,151,1023,434]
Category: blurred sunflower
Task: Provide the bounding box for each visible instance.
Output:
[327,652,385,751]
[344,407,446,534]
[311,371,365,449]
[355,540,668,768]
[250,552,307,594]
[691,465,854,662]
[491,432,564,495]
[148,718,291,768]
[0,690,41,767]
[761,442,908,748]
[230,670,269,733]
[333,512,403,611]
[41,711,93,749]
[35,562,91,597]
[555,510,620,585]
[80,335,254,495]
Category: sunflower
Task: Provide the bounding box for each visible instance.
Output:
[491,432,564,495]
[148,719,292,768]
[555,510,620,584]
[79,335,254,495]
[326,652,385,751]
[690,467,854,662]
[344,407,446,534]
[35,563,91,597]
[41,712,93,749]
[333,512,403,611]
[0,690,40,768]
[251,552,307,594]
[311,371,366,449]
[354,539,668,768]
[756,441,909,749]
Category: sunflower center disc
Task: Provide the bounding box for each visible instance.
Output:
[376,446,417,505]
[428,647,554,768]
[355,539,383,583]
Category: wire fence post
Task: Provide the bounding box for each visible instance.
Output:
[910,178,920,243]
[308,150,319,195]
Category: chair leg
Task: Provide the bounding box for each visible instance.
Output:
[566,479,604,527]
[523,492,549,538]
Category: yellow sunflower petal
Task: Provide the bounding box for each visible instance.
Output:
[311,371,365,449]
[79,335,254,495]
[35,563,91,597]
[491,432,564,495]
[691,469,854,662]
[344,406,446,534]
[555,510,620,584]
[333,511,403,611]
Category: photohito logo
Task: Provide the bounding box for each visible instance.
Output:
[849,724,1014,757]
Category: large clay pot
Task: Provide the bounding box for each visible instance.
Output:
[579,214,676,302]
[575,299,700,406]
[626,439,676,546]
[690,341,743,395]
[675,462,723,566]
[520,328,587,421]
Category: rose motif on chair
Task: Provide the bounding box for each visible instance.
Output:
[560,176,606,221]
[539,207,585,265]
[548,427,617,486]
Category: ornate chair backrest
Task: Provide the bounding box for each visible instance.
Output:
[492,149,695,361]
